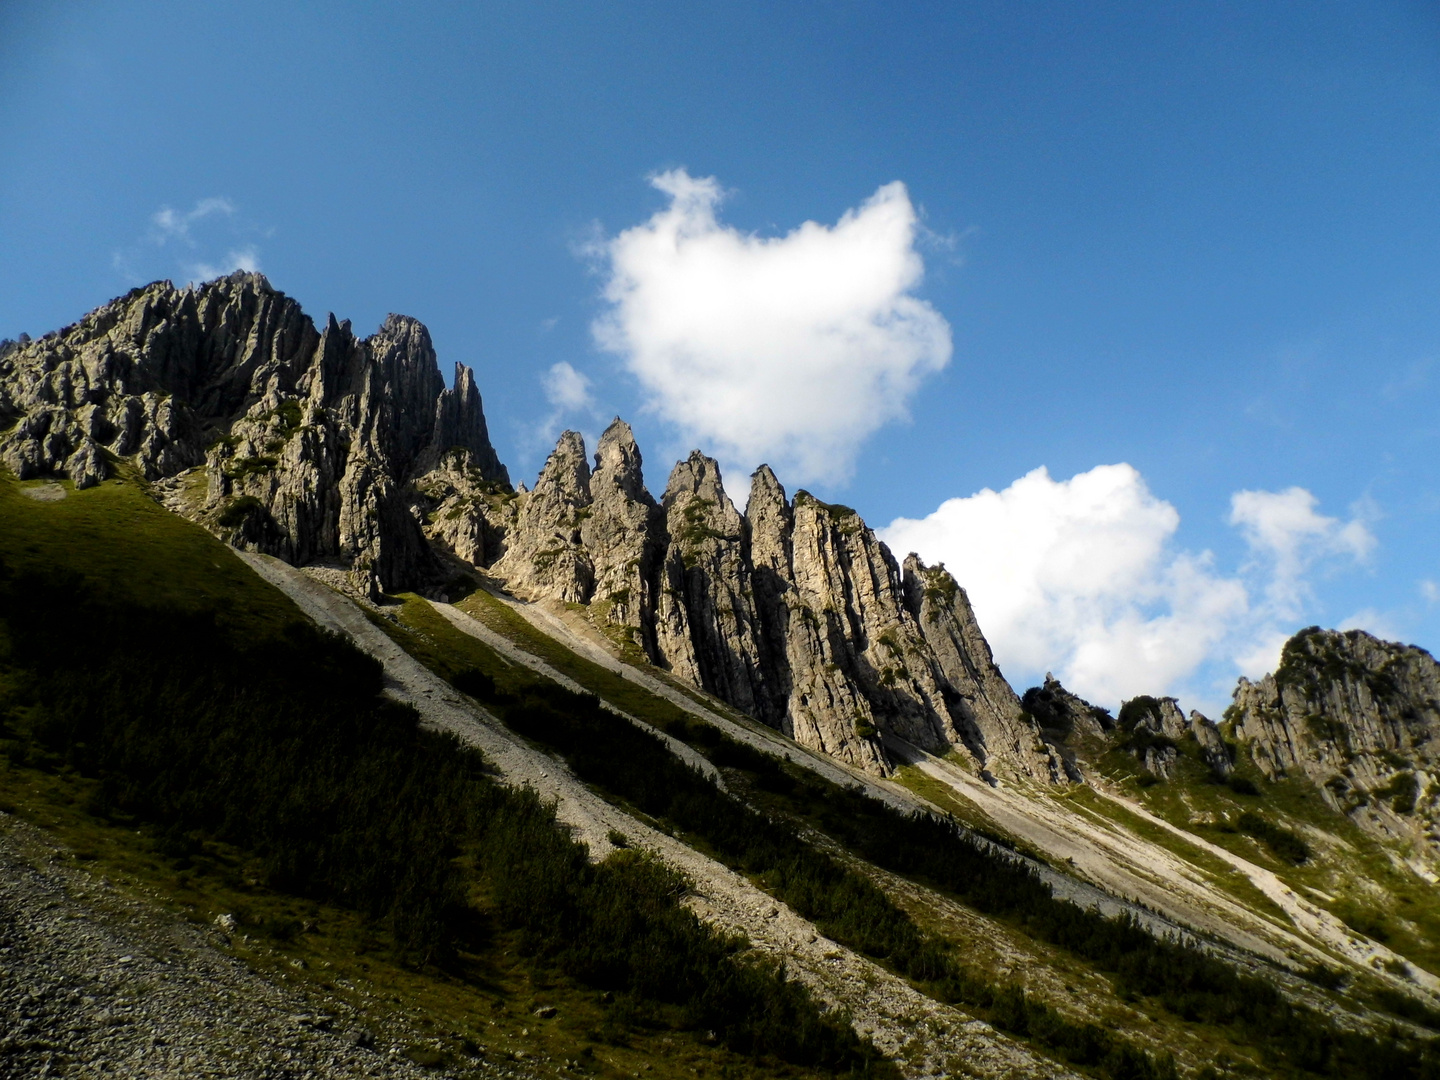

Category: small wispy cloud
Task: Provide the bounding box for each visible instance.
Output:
[519,360,604,471]
[185,244,262,284]
[1339,607,1404,644]
[113,197,265,287]
[1422,579,1440,604]
[543,362,594,413]
[151,197,236,245]
[1228,486,1375,619]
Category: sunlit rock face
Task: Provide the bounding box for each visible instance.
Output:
[1226,627,1440,869]
[482,430,1060,779]
[0,272,508,595]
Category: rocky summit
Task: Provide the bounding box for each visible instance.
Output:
[0,272,507,596]
[1226,627,1440,873]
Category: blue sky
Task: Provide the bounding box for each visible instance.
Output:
[3,1,1438,711]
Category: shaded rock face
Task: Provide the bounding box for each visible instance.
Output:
[903,557,1065,783]
[1019,679,1231,782]
[482,434,1059,779]
[1020,676,1116,782]
[0,274,508,594]
[1227,628,1440,865]
[655,452,772,720]
[1120,697,1230,780]
[1022,675,1116,744]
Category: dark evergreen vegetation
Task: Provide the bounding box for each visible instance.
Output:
[468,678,1182,1079]
[0,558,886,1075]
[1234,811,1311,865]
[450,657,1438,1080]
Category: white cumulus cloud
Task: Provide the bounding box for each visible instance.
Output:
[880,464,1375,711]
[592,169,952,484]
[1228,486,1374,617]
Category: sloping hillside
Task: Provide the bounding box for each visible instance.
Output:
[5,278,1440,1080]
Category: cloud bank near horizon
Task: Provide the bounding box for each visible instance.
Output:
[590,169,951,485]
[880,464,1374,712]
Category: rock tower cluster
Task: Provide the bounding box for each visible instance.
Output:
[467,420,1063,778]
[0,273,507,595]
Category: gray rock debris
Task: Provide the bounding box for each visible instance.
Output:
[0,814,453,1080]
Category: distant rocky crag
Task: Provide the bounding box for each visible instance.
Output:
[1019,676,1230,783]
[0,272,508,595]
[1225,628,1440,867]
[1029,630,1440,870]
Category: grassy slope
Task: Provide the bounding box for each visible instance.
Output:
[0,475,844,1080]
[384,584,1440,1079]
[1102,731,1440,980]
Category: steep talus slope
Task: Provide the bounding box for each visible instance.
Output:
[239,554,1085,1080]
[0,272,507,593]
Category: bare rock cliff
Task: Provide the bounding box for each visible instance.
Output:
[480,431,1059,779]
[0,274,508,593]
[1227,627,1440,866]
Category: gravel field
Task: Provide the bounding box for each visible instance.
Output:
[0,811,465,1080]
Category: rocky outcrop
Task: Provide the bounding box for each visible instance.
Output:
[1022,675,1116,743]
[654,452,771,719]
[1190,710,1232,778]
[582,419,660,641]
[0,274,508,594]
[904,557,1065,782]
[489,430,594,604]
[476,432,1060,779]
[1226,628,1440,864]
[1018,679,1231,782]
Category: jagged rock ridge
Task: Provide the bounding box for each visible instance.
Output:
[472,423,1064,780]
[0,273,508,593]
[1020,676,1231,782]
